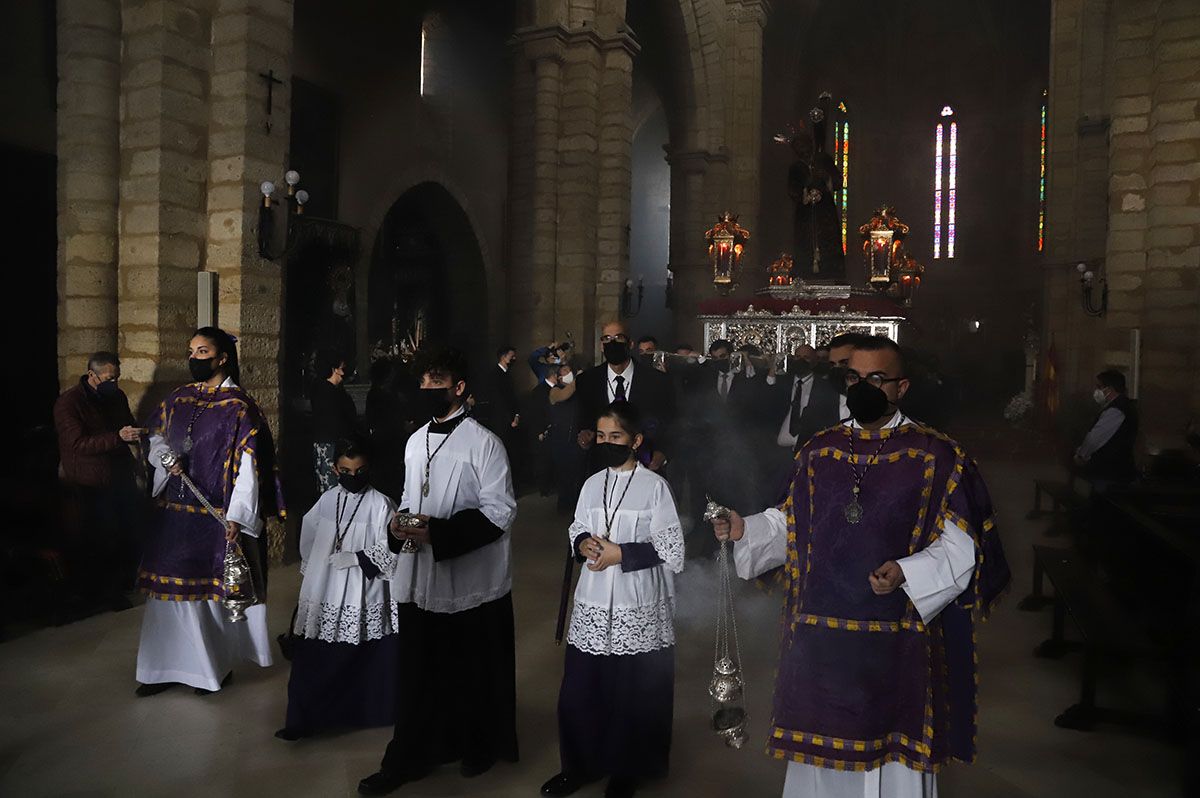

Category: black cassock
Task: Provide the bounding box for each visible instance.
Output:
[380,504,518,777]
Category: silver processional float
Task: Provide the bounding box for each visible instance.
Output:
[159,448,258,622]
[704,496,749,749]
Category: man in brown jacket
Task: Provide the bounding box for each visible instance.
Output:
[53,352,144,610]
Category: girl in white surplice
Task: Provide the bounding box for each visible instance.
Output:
[276,437,399,740]
[541,401,685,798]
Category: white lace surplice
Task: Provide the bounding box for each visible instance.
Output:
[294,486,400,644]
[567,466,684,656]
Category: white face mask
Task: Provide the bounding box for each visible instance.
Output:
[1093,388,1108,405]
[560,372,575,385]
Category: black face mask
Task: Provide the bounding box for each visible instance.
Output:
[714,358,731,373]
[791,361,813,377]
[96,380,120,398]
[338,472,370,494]
[189,357,217,382]
[813,361,832,378]
[417,387,454,420]
[595,442,633,469]
[603,340,630,366]
[846,381,891,425]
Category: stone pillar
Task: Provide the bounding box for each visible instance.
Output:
[667,148,718,347]
[117,0,212,411]
[511,27,565,358]
[203,0,293,422]
[725,0,767,262]
[555,33,603,349]
[1141,0,1200,435]
[56,0,121,388]
[593,32,639,325]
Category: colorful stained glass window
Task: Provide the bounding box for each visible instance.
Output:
[933,106,957,258]
[1038,89,1047,251]
[834,101,850,255]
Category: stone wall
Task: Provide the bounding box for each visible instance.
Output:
[1044,0,1200,446]
[56,0,293,426]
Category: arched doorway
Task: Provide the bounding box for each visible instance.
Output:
[368,182,490,368]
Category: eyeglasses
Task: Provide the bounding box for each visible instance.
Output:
[843,371,905,389]
[600,334,629,344]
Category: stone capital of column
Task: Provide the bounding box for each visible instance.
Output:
[727,0,771,27]
[510,24,569,63]
[665,146,730,173]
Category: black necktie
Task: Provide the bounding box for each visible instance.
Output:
[789,378,805,437]
[613,375,626,401]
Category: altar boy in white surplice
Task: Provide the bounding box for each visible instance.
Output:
[541,400,685,798]
[277,436,399,740]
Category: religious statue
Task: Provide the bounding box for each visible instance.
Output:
[776,95,845,282]
[706,211,751,294]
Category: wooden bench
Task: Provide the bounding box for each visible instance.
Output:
[1030,544,1162,731]
[1027,478,1087,520]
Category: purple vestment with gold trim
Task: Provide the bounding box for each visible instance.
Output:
[137,383,285,601]
[767,422,1008,773]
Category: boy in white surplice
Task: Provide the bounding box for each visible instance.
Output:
[277,437,399,740]
[358,347,519,797]
[541,400,685,798]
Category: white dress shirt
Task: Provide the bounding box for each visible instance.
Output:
[776,373,815,448]
[607,361,635,401]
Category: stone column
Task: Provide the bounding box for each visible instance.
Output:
[117,0,212,411]
[555,32,603,348]
[594,32,639,325]
[1141,0,1200,434]
[725,0,768,265]
[511,27,565,358]
[203,0,293,422]
[56,0,121,388]
[667,148,716,347]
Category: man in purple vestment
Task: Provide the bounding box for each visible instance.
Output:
[712,336,1008,797]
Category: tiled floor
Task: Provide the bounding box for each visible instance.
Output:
[0,456,1182,797]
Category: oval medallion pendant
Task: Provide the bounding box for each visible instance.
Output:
[844,499,864,525]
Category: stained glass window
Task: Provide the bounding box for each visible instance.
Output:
[834,101,850,255]
[933,106,957,258]
[1038,89,1047,251]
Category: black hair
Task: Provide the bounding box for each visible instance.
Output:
[637,335,659,347]
[737,343,762,356]
[334,435,372,463]
[674,343,694,352]
[87,351,120,373]
[416,346,470,388]
[851,335,906,374]
[496,345,516,360]
[1097,369,1127,394]
[597,399,643,437]
[314,348,345,380]
[826,332,868,350]
[709,338,733,355]
[192,326,241,384]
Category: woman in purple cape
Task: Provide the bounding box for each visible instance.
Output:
[134,327,285,696]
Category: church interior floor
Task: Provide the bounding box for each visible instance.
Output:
[0,457,1181,797]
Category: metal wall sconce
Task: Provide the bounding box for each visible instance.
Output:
[1076,261,1107,317]
[258,169,310,261]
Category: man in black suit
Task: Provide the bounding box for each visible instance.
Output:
[575,321,675,473]
[765,344,843,493]
[475,346,521,467]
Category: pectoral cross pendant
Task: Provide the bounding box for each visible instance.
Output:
[422,479,430,498]
[844,486,863,525]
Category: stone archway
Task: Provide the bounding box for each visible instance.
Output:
[367,182,491,370]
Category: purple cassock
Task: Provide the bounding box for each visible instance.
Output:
[767,422,1009,773]
[137,383,285,601]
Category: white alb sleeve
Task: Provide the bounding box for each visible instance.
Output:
[897,519,977,623]
[732,507,789,580]
[224,450,263,537]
